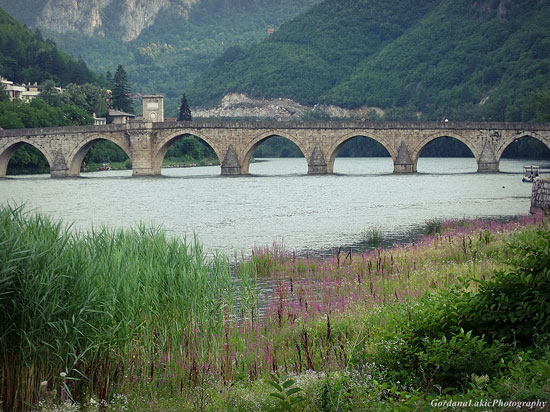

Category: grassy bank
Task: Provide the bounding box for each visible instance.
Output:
[1,206,549,411]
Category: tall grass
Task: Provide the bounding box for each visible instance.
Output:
[2,205,547,411]
[361,227,384,248]
[0,205,231,411]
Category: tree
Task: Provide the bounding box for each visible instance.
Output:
[0,82,8,102]
[111,64,133,113]
[178,93,192,121]
[63,83,110,117]
[38,80,67,107]
[533,90,550,122]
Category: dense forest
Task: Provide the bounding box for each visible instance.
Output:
[0,8,98,86]
[188,0,550,123]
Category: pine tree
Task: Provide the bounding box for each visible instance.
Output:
[111,64,133,113]
[178,94,192,121]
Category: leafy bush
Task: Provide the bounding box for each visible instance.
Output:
[374,223,550,391]
[266,373,305,412]
[416,329,505,391]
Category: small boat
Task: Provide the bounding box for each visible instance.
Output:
[522,165,539,183]
[97,162,112,171]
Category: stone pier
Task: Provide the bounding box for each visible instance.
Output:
[531,178,550,214]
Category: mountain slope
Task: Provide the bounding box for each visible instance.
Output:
[188,0,550,121]
[0,7,97,85]
[322,0,550,120]
[188,0,438,106]
[0,0,322,115]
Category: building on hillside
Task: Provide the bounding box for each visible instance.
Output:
[20,83,40,102]
[1,77,45,102]
[1,77,25,100]
[109,109,136,124]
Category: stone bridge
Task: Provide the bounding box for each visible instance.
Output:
[1,120,550,177]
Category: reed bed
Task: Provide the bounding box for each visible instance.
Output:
[1,205,546,411]
[0,205,231,411]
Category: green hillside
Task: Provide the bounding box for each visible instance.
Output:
[188,0,550,122]
[189,0,437,106]
[0,0,322,116]
[0,8,97,86]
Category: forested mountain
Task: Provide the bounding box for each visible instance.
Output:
[0,8,116,174]
[0,8,97,86]
[0,0,322,115]
[188,0,550,122]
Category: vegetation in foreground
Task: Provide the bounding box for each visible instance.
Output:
[0,206,549,411]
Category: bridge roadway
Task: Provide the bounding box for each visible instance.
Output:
[1,120,550,177]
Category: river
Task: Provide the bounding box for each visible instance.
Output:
[0,157,547,256]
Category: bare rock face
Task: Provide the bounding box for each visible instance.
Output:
[37,0,198,41]
[39,0,111,36]
[120,0,171,42]
[471,0,530,20]
[192,93,385,120]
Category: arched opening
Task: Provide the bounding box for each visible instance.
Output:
[332,136,392,174]
[245,135,306,175]
[417,136,476,173]
[1,142,50,177]
[500,135,550,173]
[156,134,220,176]
[72,140,131,176]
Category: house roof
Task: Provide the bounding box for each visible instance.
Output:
[109,109,136,117]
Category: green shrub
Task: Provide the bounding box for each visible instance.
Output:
[416,329,505,391]
[492,352,550,402]
[266,373,305,412]
[374,223,550,392]
[456,225,550,345]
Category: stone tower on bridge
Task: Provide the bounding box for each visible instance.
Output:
[142,94,164,123]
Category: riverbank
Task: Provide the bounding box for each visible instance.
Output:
[83,157,220,172]
[1,206,549,411]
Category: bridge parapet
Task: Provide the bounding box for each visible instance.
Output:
[1,121,549,178]
[151,120,550,131]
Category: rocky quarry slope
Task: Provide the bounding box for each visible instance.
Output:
[192,93,385,120]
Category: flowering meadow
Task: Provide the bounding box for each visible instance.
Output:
[1,206,549,411]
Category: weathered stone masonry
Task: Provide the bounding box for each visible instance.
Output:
[531,178,550,214]
[1,120,549,177]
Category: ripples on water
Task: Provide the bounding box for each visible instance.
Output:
[1,157,548,256]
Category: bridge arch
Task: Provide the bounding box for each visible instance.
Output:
[153,132,223,175]
[66,134,131,176]
[495,133,550,162]
[0,139,53,177]
[241,131,308,174]
[413,132,479,171]
[326,132,396,174]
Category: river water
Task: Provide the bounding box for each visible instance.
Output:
[0,157,547,256]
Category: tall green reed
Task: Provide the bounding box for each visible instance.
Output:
[0,205,232,411]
